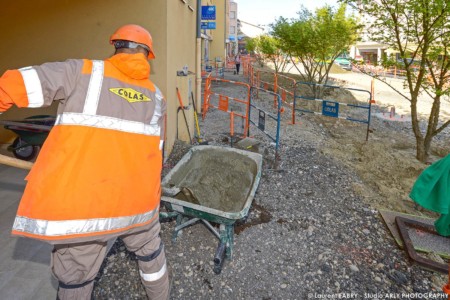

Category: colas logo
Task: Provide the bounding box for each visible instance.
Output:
[109,88,151,103]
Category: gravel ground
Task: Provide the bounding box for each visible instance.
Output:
[92,70,448,299]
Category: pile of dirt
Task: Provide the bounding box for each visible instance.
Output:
[258,65,450,217]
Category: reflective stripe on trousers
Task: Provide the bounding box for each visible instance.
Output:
[53,218,169,300]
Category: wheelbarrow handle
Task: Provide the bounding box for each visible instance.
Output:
[0,120,52,131]
[0,154,33,170]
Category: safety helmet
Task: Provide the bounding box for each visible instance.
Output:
[110,24,155,59]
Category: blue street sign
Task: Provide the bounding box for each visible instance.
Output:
[201,22,216,30]
[322,100,339,118]
[201,6,216,20]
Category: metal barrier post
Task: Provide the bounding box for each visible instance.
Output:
[274,73,278,107]
[248,86,282,157]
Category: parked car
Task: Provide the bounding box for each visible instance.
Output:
[334,56,352,71]
[397,58,421,71]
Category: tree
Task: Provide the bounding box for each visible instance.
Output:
[341,0,450,162]
[270,4,359,88]
[245,37,262,66]
[257,35,289,73]
[245,35,288,72]
[245,37,257,54]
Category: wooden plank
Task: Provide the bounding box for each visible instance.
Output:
[0,154,33,170]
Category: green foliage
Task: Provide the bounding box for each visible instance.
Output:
[258,35,287,72]
[246,35,288,72]
[246,38,257,54]
[341,0,450,162]
[259,35,278,57]
[270,3,359,85]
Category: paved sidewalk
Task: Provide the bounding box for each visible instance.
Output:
[0,163,57,300]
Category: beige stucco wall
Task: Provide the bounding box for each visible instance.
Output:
[0,0,198,156]
[201,0,227,64]
[210,0,227,63]
[165,1,197,152]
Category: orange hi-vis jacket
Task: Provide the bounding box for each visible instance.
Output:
[0,53,166,243]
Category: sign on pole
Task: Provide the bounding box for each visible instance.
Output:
[201,22,216,30]
[322,100,339,118]
[201,6,216,20]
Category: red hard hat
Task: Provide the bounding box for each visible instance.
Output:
[110,24,155,59]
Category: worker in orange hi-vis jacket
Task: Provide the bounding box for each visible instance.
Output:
[0,24,169,300]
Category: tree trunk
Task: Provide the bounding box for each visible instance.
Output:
[410,94,427,162]
[416,139,428,163]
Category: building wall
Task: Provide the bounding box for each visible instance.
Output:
[0,0,197,155]
[229,1,238,55]
[165,1,197,152]
[202,0,227,63]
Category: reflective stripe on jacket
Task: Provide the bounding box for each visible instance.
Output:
[0,53,165,242]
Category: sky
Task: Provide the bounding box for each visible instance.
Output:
[235,0,339,28]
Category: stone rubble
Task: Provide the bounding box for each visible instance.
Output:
[92,71,448,299]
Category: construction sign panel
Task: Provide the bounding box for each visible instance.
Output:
[201,6,216,20]
[322,100,339,118]
[218,95,229,112]
[258,110,266,131]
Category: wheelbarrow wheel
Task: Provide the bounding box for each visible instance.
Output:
[11,137,39,161]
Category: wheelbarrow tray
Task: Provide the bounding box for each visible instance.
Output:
[161,145,263,224]
[161,145,262,274]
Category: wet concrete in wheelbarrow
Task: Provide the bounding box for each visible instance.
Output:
[164,148,259,213]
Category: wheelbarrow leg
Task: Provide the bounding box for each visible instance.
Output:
[172,214,184,243]
[213,224,235,274]
[225,224,234,259]
[213,242,226,274]
[172,215,200,243]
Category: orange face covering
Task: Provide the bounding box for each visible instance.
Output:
[108,53,151,80]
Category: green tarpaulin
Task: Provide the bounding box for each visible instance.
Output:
[409,154,450,237]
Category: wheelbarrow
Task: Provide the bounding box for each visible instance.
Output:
[160,145,262,274]
[0,115,55,161]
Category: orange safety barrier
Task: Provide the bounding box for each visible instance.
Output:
[275,73,296,99]
[225,57,236,73]
[370,79,376,104]
[247,63,254,86]
[247,67,297,124]
[202,72,213,118]
[218,95,229,111]
[444,261,450,299]
[202,76,251,137]
[241,55,256,77]
[354,64,408,78]
[202,59,225,78]
[230,110,234,137]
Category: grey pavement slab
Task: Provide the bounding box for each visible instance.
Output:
[0,163,57,300]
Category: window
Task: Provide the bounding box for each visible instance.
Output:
[230,11,236,19]
[230,26,235,34]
